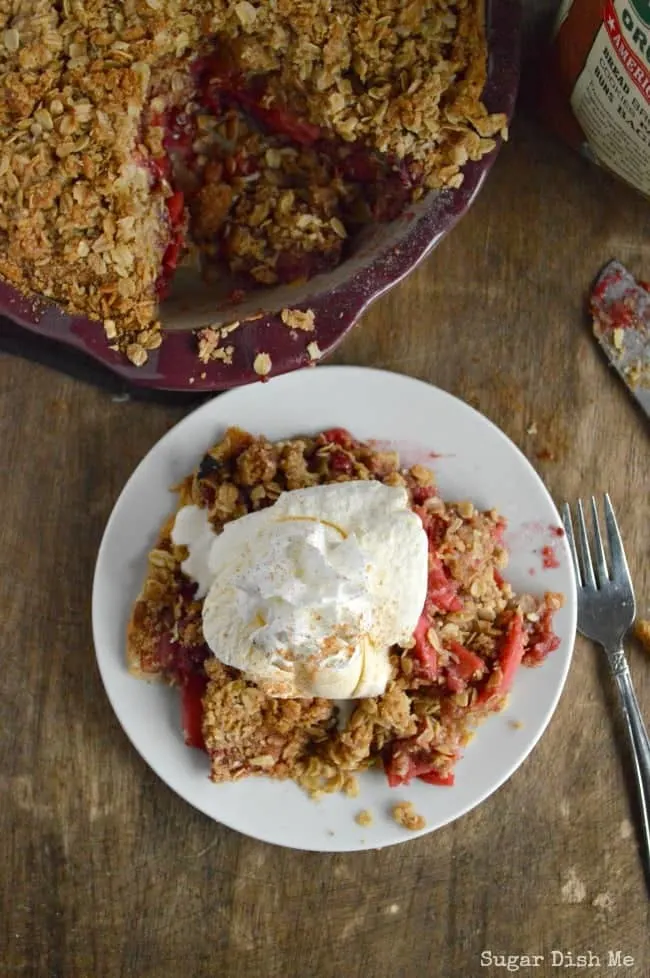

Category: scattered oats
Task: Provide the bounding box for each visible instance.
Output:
[189,377,195,384]
[103,320,117,340]
[634,618,650,653]
[561,868,586,904]
[612,327,624,351]
[197,327,221,364]
[392,801,426,831]
[307,341,322,361]
[126,343,148,367]
[137,329,162,351]
[509,719,523,730]
[623,358,647,389]
[330,217,347,238]
[592,892,614,915]
[281,307,315,331]
[253,352,272,376]
[526,422,538,436]
[619,818,633,839]
[355,809,373,827]
[200,371,207,379]
[220,321,241,337]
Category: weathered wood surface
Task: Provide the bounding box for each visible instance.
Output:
[1,55,649,978]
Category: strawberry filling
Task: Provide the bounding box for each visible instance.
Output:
[426,555,463,613]
[181,673,209,750]
[412,613,439,681]
[524,608,561,665]
[144,50,424,298]
[384,726,458,788]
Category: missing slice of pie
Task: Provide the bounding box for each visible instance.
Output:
[0,0,507,363]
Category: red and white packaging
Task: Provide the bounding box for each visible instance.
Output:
[540,0,650,197]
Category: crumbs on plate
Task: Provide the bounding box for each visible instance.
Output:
[392,802,426,831]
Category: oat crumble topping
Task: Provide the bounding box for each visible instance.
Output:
[343,775,360,798]
[197,326,235,364]
[392,801,426,831]
[127,427,564,800]
[355,809,373,827]
[0,0,505,361]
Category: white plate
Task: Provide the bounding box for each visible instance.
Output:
[92,366,577,852]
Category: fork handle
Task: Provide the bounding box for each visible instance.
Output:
[610,652,650,890]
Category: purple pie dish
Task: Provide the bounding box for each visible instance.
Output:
[0,0,520,392]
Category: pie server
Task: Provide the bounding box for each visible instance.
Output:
[590,260,650,421]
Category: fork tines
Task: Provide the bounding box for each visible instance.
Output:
[562,494,631,592]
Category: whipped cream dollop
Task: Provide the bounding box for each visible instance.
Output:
[171,481,428,699]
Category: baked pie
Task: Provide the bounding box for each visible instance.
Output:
[0,1,506,363]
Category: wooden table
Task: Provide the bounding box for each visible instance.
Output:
[2,75,650,978]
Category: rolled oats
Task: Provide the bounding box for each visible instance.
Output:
[355,809,373,827]
[0,0,502,365]
[280,307,315,332]
[126,343,148,367]
[253,351,272,376]
[392,801,426,831]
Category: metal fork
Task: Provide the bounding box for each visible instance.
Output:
[562,496,650,891]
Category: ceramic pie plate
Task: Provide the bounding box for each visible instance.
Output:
[2,0,521,392]
[92,366,577,851]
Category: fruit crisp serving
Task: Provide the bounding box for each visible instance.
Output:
[127,427,563,796]
[0,1,506,364]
